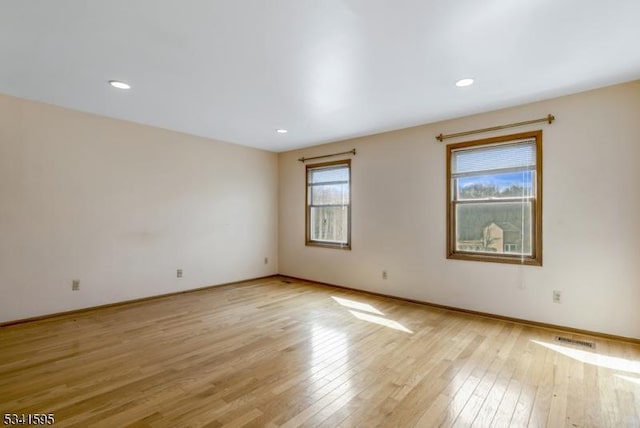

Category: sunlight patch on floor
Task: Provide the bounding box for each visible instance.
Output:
[531,339,640,374]
[331,296,384,315]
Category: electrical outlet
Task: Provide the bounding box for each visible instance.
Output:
[177,269,183,278]
[72,280,80,291]
[264,257,268,265]
[553,290,561,303]
[382,270,388,280]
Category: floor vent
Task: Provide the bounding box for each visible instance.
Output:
[555,336,595,349]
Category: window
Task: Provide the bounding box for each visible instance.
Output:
[306,160,351,249]
[504,243,518,253]
[447,131,542,265]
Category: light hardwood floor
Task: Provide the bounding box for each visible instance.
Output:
[1,277,639,427]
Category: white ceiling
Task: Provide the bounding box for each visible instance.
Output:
[2,1,640,152]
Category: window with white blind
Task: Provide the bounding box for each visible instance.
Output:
[306,160,351,249]
[447,131,542,265]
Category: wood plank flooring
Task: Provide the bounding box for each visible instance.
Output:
[1,276,639,427]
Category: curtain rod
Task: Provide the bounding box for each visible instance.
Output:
[436,114,555,142]
[298,148,356,163]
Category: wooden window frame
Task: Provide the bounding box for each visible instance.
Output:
[446,130,543,266]
[305,159,352,250]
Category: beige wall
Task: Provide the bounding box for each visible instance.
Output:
[0,94,278,323]
[3,82,639,338]
[279,81,640,339]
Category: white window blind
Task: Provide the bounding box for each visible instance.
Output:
[308,166,349,184]
[452,139,536,176]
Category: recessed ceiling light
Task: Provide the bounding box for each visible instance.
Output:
[108,80,131,90]
[276,129,288,134]
[455,78,474,87]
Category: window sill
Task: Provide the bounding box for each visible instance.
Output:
[447,252,541,266]
[306,241,351,250]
